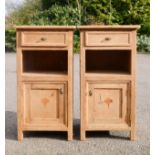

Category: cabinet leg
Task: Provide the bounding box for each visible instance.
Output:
[130,130,136,141]
[67,130,73,141]
[80,130,86,141]
[17,129,23,141]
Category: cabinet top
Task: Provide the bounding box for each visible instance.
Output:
[16,25,140,31]
[77,25,140,30]
[15,25,76,30]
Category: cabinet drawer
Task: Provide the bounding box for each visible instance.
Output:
[21,31,68,47]
[87,81,130,127]
[85,31,130,47]
[23,82,67,128]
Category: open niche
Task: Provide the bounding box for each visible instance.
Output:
[22,50,68,75]
[86,50,131,74]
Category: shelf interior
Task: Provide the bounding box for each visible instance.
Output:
[85,50,131,74]
[22,50,68,75]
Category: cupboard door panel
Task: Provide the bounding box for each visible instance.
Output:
[24,83,67,128]
[87,82,130,128]
[93,89,121,119]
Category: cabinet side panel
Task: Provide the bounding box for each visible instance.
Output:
[67,31,73,140]
[80,31,86,140]
[16,30,24,140]
[130,30,137,140]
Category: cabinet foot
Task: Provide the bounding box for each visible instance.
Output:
[67,131,73,141]
[17,130,23,141]
[130,130,136,141]
[80,130,86,140]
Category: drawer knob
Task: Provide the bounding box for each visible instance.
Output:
[40,37,47,41]
[89,90,92,96]
[101,37,111,43]
[60,88,64,94]
[105,37,111,41]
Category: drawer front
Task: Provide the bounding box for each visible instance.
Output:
[85,31,130,47]
[87,81,130,127]
[23,82,67,128]
[21,31,68,47]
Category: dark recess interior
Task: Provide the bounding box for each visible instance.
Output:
[22,50,68,74]
[86,50,131,74]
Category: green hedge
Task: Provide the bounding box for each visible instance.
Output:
[137,35,150,53]
[5,29,16,52]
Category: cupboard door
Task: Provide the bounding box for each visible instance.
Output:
[87,82,130,128]
[23,83,67,129]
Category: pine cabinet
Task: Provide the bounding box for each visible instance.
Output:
[78,25,140,141]
[16,26,75,141]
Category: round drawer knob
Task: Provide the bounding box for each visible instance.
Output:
[105,37,111,41]
[40,37,47,41]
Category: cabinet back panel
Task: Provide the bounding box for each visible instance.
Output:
[86,50,131,74]
[22,50,68,74]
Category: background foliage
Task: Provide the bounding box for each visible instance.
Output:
[6,0,150,53]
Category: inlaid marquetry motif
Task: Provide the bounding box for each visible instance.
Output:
[104,98,113,108]
[41,97,49,106]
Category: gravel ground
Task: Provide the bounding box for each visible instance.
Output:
[5,53,150,155]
